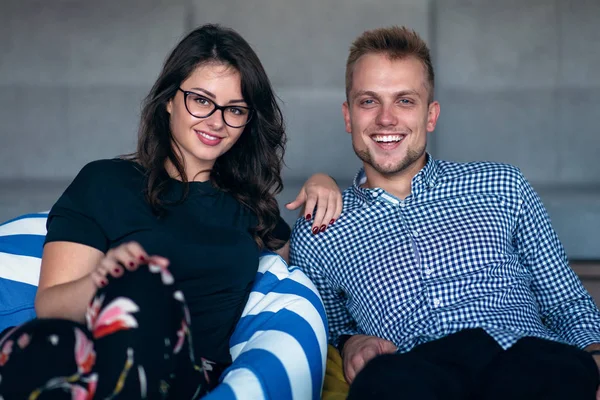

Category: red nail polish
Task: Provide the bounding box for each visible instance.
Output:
[305,214,312,221]
[129,262,135,267]
[312,227,319,235]
[139,256,146,262]
[330,219,335,225]
[100,279,107,287]
[319,225,326,233]
[114,268,121,274]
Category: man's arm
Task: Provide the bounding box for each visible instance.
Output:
[289,220,397,383]
[514,171,600,349]
[289,222,360,347]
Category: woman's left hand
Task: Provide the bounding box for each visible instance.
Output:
[286,173,342,234]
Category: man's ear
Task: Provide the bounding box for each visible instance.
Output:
[426,101,440,133]
[342,101,352,134]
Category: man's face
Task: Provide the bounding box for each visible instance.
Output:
[343,53,440,178]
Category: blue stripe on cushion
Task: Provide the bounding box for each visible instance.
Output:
[231,309,323,400]
[251,270,280,292]
[0,234,45,258]
[0,213,48,227]
[0,308,36,333]
[0,279,37,332]
[252,271,327,326]
[224,349,291,400]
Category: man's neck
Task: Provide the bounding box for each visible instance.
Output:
[361,157,427,200]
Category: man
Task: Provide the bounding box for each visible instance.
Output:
[290,26,600,399]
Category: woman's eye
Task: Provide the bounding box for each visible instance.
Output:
[228,107,245,116]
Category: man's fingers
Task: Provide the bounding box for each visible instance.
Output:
[346,346,379,384]
[344,357,359,384]
[360,346,379,364]
[381,340,398,353]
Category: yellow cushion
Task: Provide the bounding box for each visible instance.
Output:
[322,345,350,400]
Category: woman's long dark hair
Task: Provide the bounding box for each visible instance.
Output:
[133,24,286,249]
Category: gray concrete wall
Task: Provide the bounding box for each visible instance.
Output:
[1,0,599,259]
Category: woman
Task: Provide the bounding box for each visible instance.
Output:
[0,24,340,399]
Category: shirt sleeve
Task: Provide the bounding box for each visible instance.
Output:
[514,170,600,348]
[290,219,361,347]
[45,161,110,253]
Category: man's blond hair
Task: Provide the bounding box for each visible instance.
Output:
[345,26,435,103]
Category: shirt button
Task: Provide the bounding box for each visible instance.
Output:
[429,182,435,188]
[412,229,420,237]
[433,298,441,307]
[424,268,433,276]
[400,201,407,207]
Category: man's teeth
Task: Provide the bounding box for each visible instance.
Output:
[372,135,404,143]
[198,131,218,140]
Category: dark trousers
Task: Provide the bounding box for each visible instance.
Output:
[0,266,226,399]
[348,328,600,400]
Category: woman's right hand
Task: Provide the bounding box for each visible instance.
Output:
[89,241,170,288]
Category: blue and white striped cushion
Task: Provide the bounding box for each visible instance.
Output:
[0,212,48,333]
[0,213,328,399]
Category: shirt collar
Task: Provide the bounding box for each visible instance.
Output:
[351,153,440,203]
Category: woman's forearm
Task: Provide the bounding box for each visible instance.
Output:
[34,274,97,323]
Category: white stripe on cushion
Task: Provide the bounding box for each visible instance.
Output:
[230,330,312,400]
[240,292,327,358]
[286,270,323,301]
[217,368,265,399]
[256,254,294,277]
[0,253,41,286]
[0,217,47,237]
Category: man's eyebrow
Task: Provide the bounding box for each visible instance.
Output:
[394,89,420,97]
[353,89,421,98]
[353,90,380,98]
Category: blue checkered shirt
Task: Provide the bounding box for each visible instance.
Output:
[290,155,600,353]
